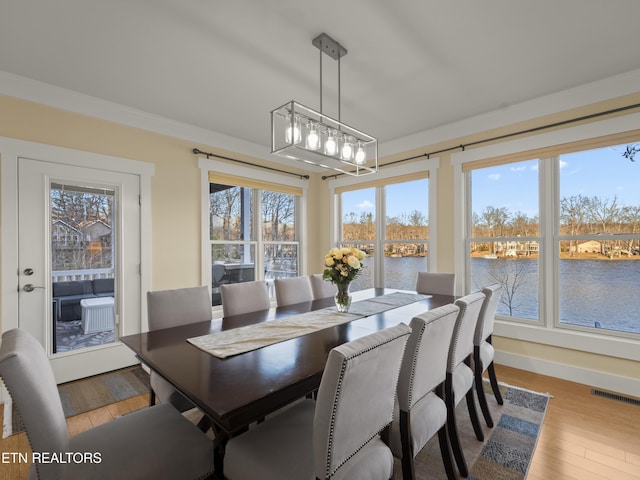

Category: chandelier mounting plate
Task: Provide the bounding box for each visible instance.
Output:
[312,33,347,60]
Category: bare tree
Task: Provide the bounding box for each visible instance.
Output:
[560,195,589,256]
[262,191,294,241]
[488,261,529,316]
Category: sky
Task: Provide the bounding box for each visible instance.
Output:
[342,143,640,221]
[472,143,640,218]
[341,178,429,220]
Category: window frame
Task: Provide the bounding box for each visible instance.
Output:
[199,157,307,307]
[328,158,439,288]
[452,112,640,363]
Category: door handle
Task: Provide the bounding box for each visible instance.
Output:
[22,284,45,292]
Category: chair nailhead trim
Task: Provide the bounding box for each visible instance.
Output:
[325,331,409,479]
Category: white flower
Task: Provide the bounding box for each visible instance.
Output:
[347,255,361,269]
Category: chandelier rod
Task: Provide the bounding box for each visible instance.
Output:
[338,49,341,123]
[319,41,323,115]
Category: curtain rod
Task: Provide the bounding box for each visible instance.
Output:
[321,102,640,180]
[192,148,310,180]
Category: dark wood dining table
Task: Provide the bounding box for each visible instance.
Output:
[120,288,457,478]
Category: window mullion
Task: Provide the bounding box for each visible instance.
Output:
[540,156,557,329]
[376,185,385,288]
[254,190,263,281]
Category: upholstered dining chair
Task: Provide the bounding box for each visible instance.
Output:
[445,291,486,478]
[0,328,214,480]
[415,272,456,296]
[223,323,412,480]
[473,283,504,427]
[147,286,212,419]
[274,276,314,306]
[220,280,270,317]
[391,304,459,480]
[309,273,338,300]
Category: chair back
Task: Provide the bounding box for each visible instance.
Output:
[147,286,212,331]
[448,292,486,373]
[0,329,69,480]
[475,284,502,345]
[309,274,338,300]
[415,272,456,296]
[274,276,313,306]
[313,323,411,480]
[397,304,459,412]
[220,280,270,317]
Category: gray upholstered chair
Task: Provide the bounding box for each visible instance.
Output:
[309,273,338,300]
[147,286,212,416]
[474,283,504,427]
[274,276,314,306]
[0,328,214,480]
[220,280,270,317]
[415,272,456,296]
[445,291,486,478]
[391,304,459,480]
[223,323,412,480]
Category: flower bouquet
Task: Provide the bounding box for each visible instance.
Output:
[322,247,367,312]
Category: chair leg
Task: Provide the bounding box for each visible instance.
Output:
[465,388,484,442]
[487,361,504,405]
[399,410,415,480]
[436,425,457,480]
[474,349,494,427]
[149,389,156,407]
[445,373,468,478]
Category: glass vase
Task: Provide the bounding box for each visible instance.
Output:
[335,282,352,313]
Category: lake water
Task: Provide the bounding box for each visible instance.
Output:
[350,256,640,334]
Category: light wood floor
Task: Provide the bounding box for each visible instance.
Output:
[1,364,639,480]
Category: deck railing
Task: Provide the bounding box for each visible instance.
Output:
[51,268,114,282]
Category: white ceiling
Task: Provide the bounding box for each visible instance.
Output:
[2,0,640,161]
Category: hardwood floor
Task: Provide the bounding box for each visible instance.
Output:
[496,365,640,480]
[1,364,639,479]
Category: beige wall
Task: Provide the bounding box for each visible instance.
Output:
[1,93,639,392]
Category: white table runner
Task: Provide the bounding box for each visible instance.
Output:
[188,292,431,358]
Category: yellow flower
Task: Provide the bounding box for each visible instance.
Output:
[325,257,335,267]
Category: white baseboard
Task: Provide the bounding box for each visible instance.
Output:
[495,351,640,399]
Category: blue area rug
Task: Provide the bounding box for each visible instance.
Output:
[395,382,550,480]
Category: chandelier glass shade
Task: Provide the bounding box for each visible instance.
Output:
[270,33,378,177]
[271,101,378,176]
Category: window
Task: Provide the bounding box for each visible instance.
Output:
[558,144,640,334]
[209,182,298,305]
[465,138,640,337]
[340,188,375,291]
[339,177,429,291]
[469,160,540,321]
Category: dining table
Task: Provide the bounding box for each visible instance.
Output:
[120,288,457,479]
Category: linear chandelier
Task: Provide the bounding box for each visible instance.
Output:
[271,33,378,176]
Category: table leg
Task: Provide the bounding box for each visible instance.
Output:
[212,424,229,480]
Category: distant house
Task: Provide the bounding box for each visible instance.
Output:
[78,220,112,255]
[576,240,601,253]
[51,220,83,247]
[79,220,112,244]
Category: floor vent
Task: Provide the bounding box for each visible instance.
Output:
[591,389,640,406]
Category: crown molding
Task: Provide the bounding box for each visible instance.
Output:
[3,68,640,162]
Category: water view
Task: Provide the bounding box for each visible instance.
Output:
[351,256,640,335]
